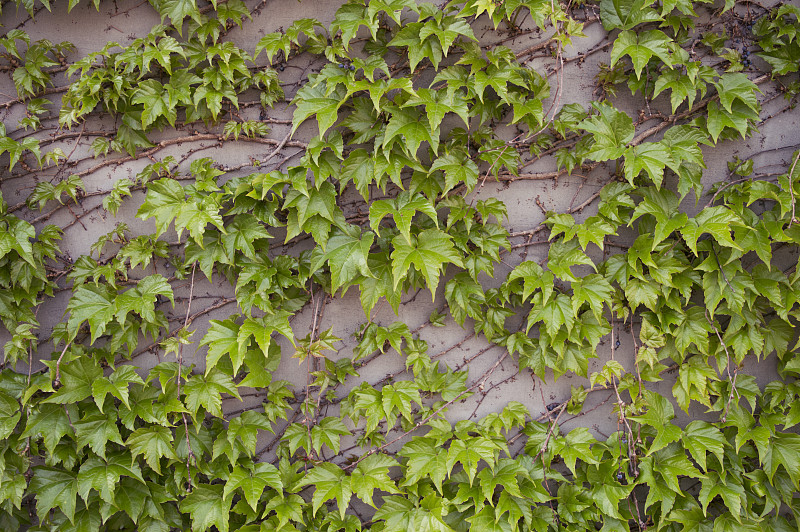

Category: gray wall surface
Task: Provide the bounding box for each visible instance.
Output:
[1,0,798,454]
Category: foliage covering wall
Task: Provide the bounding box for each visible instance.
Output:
[0,0,799,529]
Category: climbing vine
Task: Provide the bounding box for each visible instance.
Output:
[0,0,799,530]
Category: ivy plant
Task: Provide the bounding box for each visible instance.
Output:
[0,0,799,530]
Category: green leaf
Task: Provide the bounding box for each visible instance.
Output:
[553,427,599,474]
[22,404,75,456]
[30,467,78,523]
[136,178,224,244]
[351,454,398,508]
[579,103,635,161]
[291,81,345,137]
[74,411,124,460]
[382,106,439,158]
[126,425,178,475]
[67,284,116,342]
[311,416,351,455]
[429,150,479,194]
[391,229,463,296]
[600,0,661,30]
[610,30,672,79]
[115,274,174,324]
[298,462,352,519]
[680,206,742,254]
[223,463,282,511]
[180,484,230,532]
[200,318,245,375]
[43,356,102,404]
[310,226,375,293]
[398,437,450,492]
[382,381,422,421]
[571,274,613,321]
[370,191,438,243]
[77,453,145,504]
[623,142,673,188]
[763,432,800,487]
[331,1,378,48]
[184,369,241,419]
[630,391,682,455]
[91,365,145,412]
[446,436,499,484]
[683,421,726,472]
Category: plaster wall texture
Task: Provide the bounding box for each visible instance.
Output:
[1,0,798,455]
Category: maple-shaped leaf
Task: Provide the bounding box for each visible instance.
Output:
[42,356,102,405]
[367,0,419,23]
[351,453,398,508]
[30,467,78,524]
[283,181,339,229]
[600,0,662,30]
[552,427,600,474]
[359,251,403,316]
[298,462,352,519]
[66,284,116,342]
[571,274,613,321]
[763,431,800,486]
[126,425,178,475]
[391,228,463,296]
[714,73,760,115]
[22,404,76,456]
[680,206,742,254]
[180,484,231,532]
[351,77,416,112]
[291,81,346,136]
[505,261,555,302]
[220,214,271,261]
[223,463,282,511]
[200,318,245,374]
[429,150,479,194]
[132,79,177,129]
[476,458,527,501]
[73,410,124,460]
[239,310,294,361]
[311,416,351,455]
[183,369,241,420]
[310,225,375,293]
[404,88,470,132]
[579,103,635,161]
[705,100,759,143]
[382,106,439,158]
[638,443,704,516]
[623,142,673,188]
[136,178,224,245]
[446,436,499,484]
[77,452,145,504]
[547,239,596,282]
[630,391,682,455]
[682,420,726,472]
[369,190,438,243]
[610,30,672,79]
[389,22,444,71]
[382,380,422,421]
[398,437,450,492]
[661,125,709,170]
[653,67,713,113]
[331,1,379,48]
[757,43,800,76]
[255,32,292,64]
[115,274,174,324]
[338,148,377,200]
[698,472,746,518]
[528,292,575,337]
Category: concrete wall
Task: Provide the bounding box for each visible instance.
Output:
[1,0,797,451]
